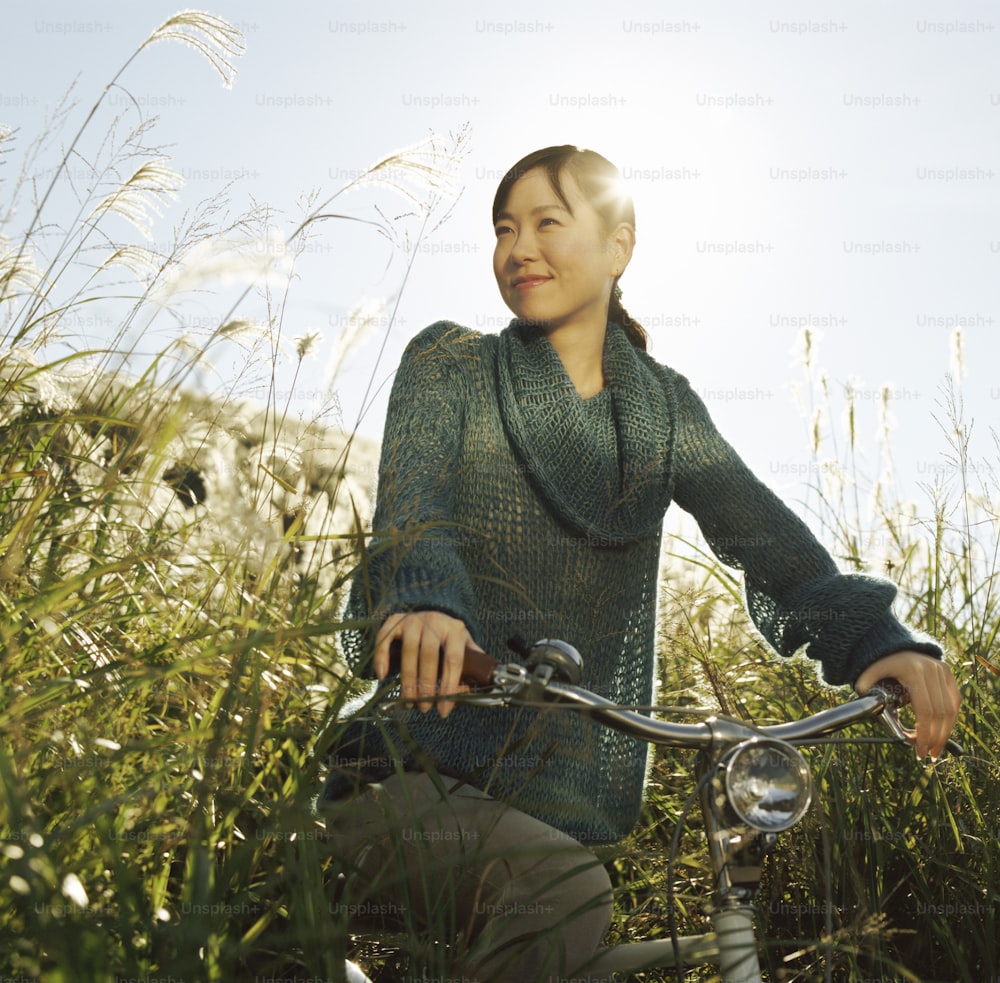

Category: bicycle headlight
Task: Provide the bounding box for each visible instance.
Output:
[723,738,812,832]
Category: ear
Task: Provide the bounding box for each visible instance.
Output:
[609,222,635,275]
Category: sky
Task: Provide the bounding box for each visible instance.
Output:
[3,0,999,535]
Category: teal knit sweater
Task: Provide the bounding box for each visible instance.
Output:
[327,319,942,843]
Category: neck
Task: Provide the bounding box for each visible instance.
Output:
[545,319,607,398]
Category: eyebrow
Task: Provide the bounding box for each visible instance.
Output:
[494,202,572,224]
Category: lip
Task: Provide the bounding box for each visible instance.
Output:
[512,275,551,289]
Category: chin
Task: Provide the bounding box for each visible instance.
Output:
[509,303,554,326]
[513,312,555,331]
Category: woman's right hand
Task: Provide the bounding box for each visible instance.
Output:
[374,611,482,718]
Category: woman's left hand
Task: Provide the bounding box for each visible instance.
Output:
[854,651,962,760]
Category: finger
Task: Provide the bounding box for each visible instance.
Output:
[911,688,936,760]
[399,620,423,704]
[437,630,467,719]
[915,668,951,760]
[927,666,962,759]
[903,664,940,759]
[374,613,404,679]
[416,627,442,714]
[943,673,963,755]
[928,680,949,760]
[919,666,949,759]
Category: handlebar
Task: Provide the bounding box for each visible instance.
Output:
[484,662,911,751]
[384,638,963,756]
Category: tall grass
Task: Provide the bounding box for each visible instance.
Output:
[0,12,465,982]
[608,337,1000,982]
[1,13,996,983]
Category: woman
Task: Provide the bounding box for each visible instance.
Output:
[326,146,961,981]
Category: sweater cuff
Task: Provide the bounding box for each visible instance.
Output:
[382,566,477,632]
[835,612,944,687]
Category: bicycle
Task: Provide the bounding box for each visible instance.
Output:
[340,637,963,983]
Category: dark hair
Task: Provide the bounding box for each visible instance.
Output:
[492,145,648,351]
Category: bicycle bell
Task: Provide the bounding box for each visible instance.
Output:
[523,638,584,685]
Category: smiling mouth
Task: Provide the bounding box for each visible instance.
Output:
[512,276,551,289]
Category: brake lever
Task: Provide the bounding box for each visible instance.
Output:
[869,683,964,757]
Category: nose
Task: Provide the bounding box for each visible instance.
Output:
[508,227,538,266]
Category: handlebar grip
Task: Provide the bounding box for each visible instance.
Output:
[387,638,499,688]
[461,647,501,687]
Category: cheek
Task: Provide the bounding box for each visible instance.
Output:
[492,243,507,282]
[548,234,585,263]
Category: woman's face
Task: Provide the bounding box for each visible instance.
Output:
[492,167,626,335]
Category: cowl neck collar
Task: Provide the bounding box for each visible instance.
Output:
[496,319,675,543]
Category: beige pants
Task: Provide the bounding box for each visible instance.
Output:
[326,772,614,982]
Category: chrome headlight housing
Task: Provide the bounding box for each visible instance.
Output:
[723,738,812,832]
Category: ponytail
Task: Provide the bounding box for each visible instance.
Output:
[609,282,648,352]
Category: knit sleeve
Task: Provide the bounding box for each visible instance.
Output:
[667,375,943,686]
[341,322,479,672]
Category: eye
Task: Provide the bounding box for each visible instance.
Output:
[538,217,559,228]
[494,224,513,238]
